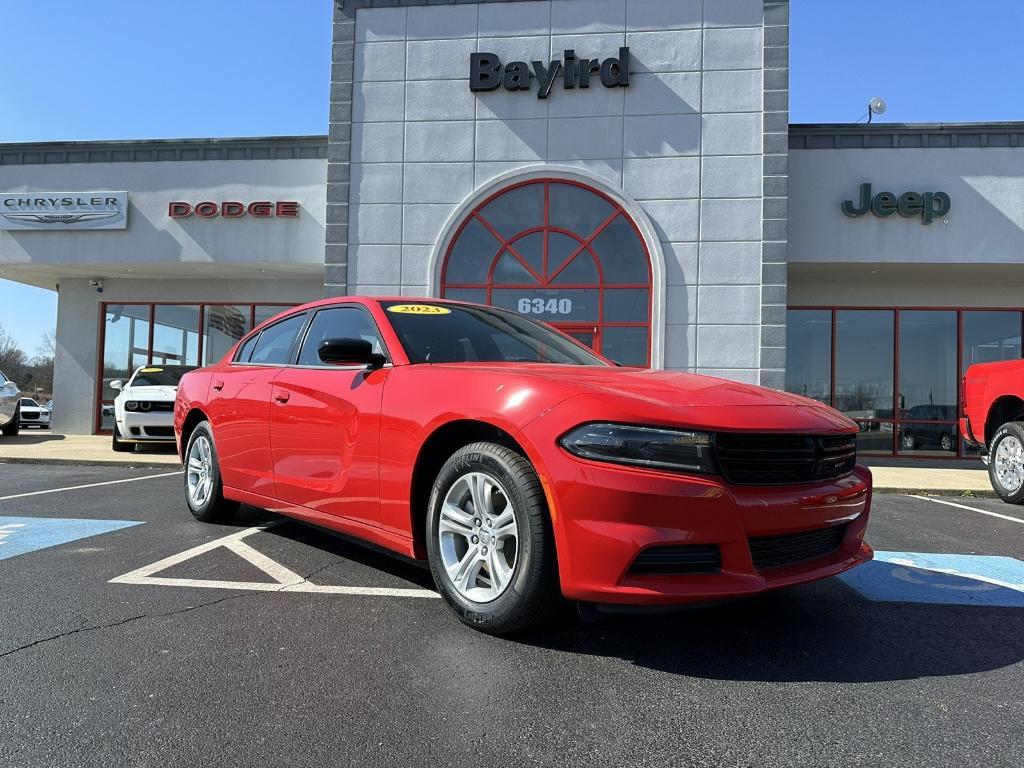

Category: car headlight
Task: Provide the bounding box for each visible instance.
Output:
[559,423,716,474]
[139,401,152,412]
[125,401,139,411]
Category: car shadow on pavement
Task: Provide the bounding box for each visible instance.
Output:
[520,584,1024,684]
[7,433,65,444]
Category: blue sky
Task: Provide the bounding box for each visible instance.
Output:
[1,0,1021,352]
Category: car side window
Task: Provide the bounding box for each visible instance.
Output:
[235,333,260,363]
[297,306,386,367]
[249,313,308,366]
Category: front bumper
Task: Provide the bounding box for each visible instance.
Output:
[118,410,175,441]
[535,447,873,606]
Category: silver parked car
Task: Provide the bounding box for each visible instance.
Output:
[0,369,20,437]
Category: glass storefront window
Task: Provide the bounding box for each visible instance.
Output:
[834,310,894,421]
[203,305,251,365]
[101,304,150,400]
[898,311,957,415]
[255,304,294,327]
[963,311,1022,370]
[785,309,831,405]
[152,305,200,366]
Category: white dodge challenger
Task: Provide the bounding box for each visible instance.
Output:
[110,365,194,452]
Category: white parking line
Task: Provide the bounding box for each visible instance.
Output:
[110,523,440,598]
[907,494,1024,525]
[0,471,183,502]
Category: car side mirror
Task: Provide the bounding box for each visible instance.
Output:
[109,380,123,391]
[318,338,386,369]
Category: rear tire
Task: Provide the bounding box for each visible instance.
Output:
[183,421,239,523]
[2,405,19,437]
[112,426,133,453]
[425,441,560,635]
[988,421,1024,504]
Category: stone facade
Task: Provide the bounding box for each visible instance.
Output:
[328,0,788,383]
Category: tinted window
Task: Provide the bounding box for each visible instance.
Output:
[297,307,386,366]
[249,314,307,366]
[383,302,606,366]
[235,334,259,363]
[130,365,194,387]
[21,398,38,407]
[785,309,832,405]
[835,310,894,419]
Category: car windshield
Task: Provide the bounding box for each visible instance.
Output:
[129,365,194,387]
[21,398,38,407]
[0,370,7,382]
[381,302,607,366]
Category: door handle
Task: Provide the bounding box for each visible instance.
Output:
[273,390,290,404]
[212,380,225,391]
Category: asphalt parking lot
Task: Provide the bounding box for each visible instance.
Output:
[1,464,1021,768]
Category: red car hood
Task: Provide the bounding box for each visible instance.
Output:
[435,363,858,433]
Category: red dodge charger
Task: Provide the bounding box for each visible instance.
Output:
[175,297,873,633]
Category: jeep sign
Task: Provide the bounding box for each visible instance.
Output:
[842,183,951,225]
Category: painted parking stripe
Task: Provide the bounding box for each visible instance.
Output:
[110,524,440,598]
[907,494,1024,525]
[0,516,143,561]
[0,471,182,502]
[840,550,1024,608]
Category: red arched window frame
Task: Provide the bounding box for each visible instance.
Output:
[439,178,653,366]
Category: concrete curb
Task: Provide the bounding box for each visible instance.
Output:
[0,456,181,471]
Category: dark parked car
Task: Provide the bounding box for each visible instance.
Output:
[899,405,958,451]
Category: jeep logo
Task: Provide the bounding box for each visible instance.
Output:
[842,183,951,225]
[470,48,630,100]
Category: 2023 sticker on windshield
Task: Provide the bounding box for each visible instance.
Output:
[387,305,451,315]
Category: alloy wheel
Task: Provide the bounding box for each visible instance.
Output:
[186,435,214,507]
[438,471,519,603]
[994,435,1024,493]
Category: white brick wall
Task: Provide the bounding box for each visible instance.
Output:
[347,0,766,377]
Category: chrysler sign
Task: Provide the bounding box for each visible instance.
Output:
[0,192,128,230]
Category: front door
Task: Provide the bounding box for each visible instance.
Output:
[269,305,389,530]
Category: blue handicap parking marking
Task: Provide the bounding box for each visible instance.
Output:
[839,550,1024,608]
[0,516,143,561]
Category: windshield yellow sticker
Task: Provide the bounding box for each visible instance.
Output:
[387,304,451,315]
[140,367,164,373]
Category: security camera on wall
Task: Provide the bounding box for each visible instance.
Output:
[89,279,104,293]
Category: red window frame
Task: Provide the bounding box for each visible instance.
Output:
[789,304,1024,459]
[94,301,294,435]
[439,178,653,366]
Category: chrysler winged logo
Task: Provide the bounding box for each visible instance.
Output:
[1,211,120,225]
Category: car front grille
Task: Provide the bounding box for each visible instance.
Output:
[748,523,849,570]
[140,402,174,412]
[21,412,38,420]
[628,544,721,575]
[715,433,856,485]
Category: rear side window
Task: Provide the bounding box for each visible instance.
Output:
[249,313,307,366]
[235,333,259,363]
[297,306,386,366]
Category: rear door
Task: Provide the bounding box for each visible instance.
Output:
[205,312,308,498]
[269,304,389,529]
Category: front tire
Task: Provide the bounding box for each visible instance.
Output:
[2,405,19,437]
[112,426,133,452]
[901,431,916,451]
[989,422,1024,504]
[426,442,559,635]
[184,421,239,523]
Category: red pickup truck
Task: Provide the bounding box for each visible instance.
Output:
[961,359,1024,503]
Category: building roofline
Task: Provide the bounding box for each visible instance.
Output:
[790,122,1024,149]
[0,135,328,165]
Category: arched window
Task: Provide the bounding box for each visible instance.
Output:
[440,178,653,366]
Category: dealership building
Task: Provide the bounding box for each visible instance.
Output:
[2,0,1023,458]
